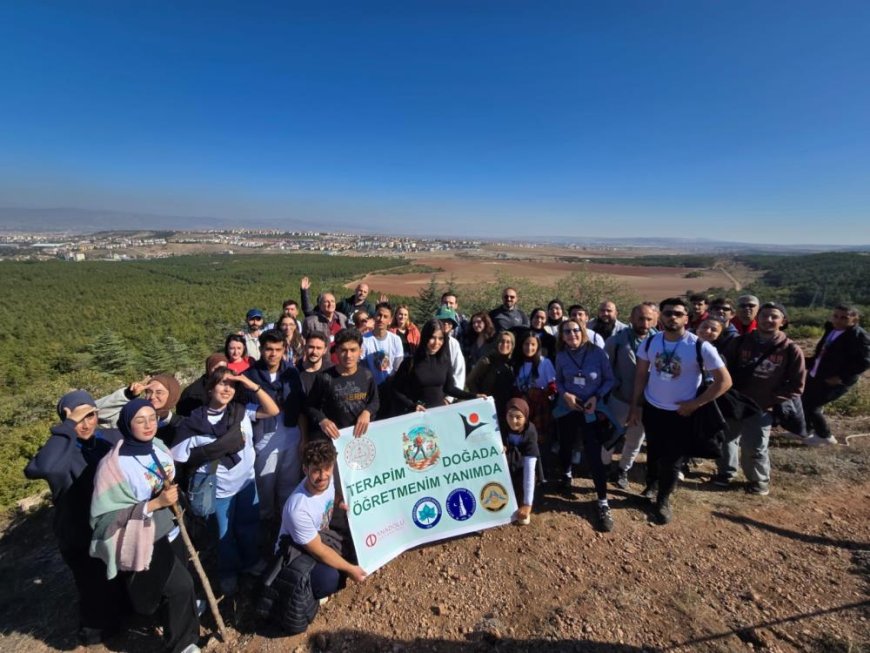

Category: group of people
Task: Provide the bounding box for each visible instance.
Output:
[25,278,870,648]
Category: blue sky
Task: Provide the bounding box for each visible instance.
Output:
[1,1,868,244]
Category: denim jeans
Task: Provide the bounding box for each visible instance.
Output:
[211,478,260,580]
[718,412,773,484]
[606,396,646,472]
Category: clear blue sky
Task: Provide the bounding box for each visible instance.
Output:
[1,1,868,244]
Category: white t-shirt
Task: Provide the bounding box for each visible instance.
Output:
[637,331,724,410]
[117,444,179,540]
[586,329,606,349]
[171,406,257,499]
[363,331,404,385]
[278,476,335,548]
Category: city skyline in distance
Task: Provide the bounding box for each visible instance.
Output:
[2,3,869,246]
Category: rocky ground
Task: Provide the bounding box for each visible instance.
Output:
[2,420,868,653]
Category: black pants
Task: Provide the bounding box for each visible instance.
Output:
[801,376,849,439]
[60,546,128,631]
[558,412,608,500]
[123,536,199,653]
[641,402,689,503]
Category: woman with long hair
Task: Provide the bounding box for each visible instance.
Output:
[528,308,558,361]
[225,333,253,374]
[172,368,279,596]
[463,311,496,368]
[276,314,305,365]
[545,299,566,337]
[554,319,615,532]
[392,319,481,412]
[467,329,516,430]
[389,303,421,357]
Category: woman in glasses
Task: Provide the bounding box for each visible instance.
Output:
[95,374,183,447]
[463,311,497,368]
[554,319,615,532]
[90,399,201,653]
[276,314,306,365]
[25,391,126,646]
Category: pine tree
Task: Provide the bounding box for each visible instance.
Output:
[91,330,136,376]
[414,275,442,321]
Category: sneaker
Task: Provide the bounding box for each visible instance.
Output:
[711,474,733,488]
[319,595,330,606]
[804,435,837,446]
[676,470,685,482]
[597,505,614,532]
[515,505,532,525]
[654,499,673,525]
[180,645,201,653]
[195,599,207,618]
[746,481,770,496]
[640,484,657,501]
[615,470,630,490]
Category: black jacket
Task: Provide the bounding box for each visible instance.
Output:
[808,322,870,387]
[24,422,121,552]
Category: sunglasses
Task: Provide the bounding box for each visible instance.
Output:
[503,295,516,300]
[716,306,733,312]
[739,303,757,309]
[562,327,581,334]
[662,310,687,317]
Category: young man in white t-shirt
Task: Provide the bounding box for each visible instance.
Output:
[629,297,732,525]
[278,439,366,600]
[362,302,404,387]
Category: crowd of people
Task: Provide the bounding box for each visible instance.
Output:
[25,278,870,649]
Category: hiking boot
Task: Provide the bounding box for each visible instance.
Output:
[654,499,673,525]
[597,505,614,532]
[746,481,770,496]
[640,483,658,501]
[804,435,837,446]
[615,470,630,490]
[711,474,733,488]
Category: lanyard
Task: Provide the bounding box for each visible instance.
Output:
[660,336,680,367]
[566,345,589,375]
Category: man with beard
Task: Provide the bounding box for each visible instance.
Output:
[244,308,266,360]
[604,304,658,489]
[629,297,732,524]
[801,304,870,446]
[441,291,469,342]
[489,287,529,334]
[337,283,375,321]
[297,332,333,394]
[716,303,805,494]
[588,300,628,341]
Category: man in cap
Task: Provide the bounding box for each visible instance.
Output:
[244,308,265,360]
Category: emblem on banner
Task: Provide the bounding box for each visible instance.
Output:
[479,482,509,512]
[412,497,442,529]
[460,411,488,438]
[402,426,441,471]
[344,436,376,470]
[446,488,476,521]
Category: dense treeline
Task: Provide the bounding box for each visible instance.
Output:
[0,253,396,507]
[735,252,870,307]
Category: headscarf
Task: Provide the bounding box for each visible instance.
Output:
[56,390,97,422]
[205,353,228,376]
[149,374,181,419]
[118,398,157,456]
[506,397,530,421]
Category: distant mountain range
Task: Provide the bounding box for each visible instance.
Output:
[0,206,867,254]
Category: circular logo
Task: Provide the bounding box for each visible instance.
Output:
[479,482,509,512]
[344,437,376,470]
[446,488,476,522]
[412,497,442,529]
[402,426,441,472]
[365,533,378,548]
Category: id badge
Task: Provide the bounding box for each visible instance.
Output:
[574,375,586,387]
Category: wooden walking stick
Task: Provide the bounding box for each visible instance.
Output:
[170,502,229,642]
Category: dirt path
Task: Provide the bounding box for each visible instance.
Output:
[3,435,867,653]
[712,263,742,292]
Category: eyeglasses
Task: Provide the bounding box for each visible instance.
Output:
[662,310,687,317]
[503,295,516,300]
[562,327,581,334]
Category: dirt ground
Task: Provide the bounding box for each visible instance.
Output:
[3,420,868,653]
[351,255,733,301]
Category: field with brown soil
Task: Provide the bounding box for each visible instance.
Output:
[3,421,868,653]
[350,254,733,301]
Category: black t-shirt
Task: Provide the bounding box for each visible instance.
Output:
[306,366,379,429]
[392,354,477,412]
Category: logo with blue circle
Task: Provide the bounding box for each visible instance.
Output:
[412,497,442,529]
[446,488,476,522]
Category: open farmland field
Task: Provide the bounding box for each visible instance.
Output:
[350,254,733,301]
